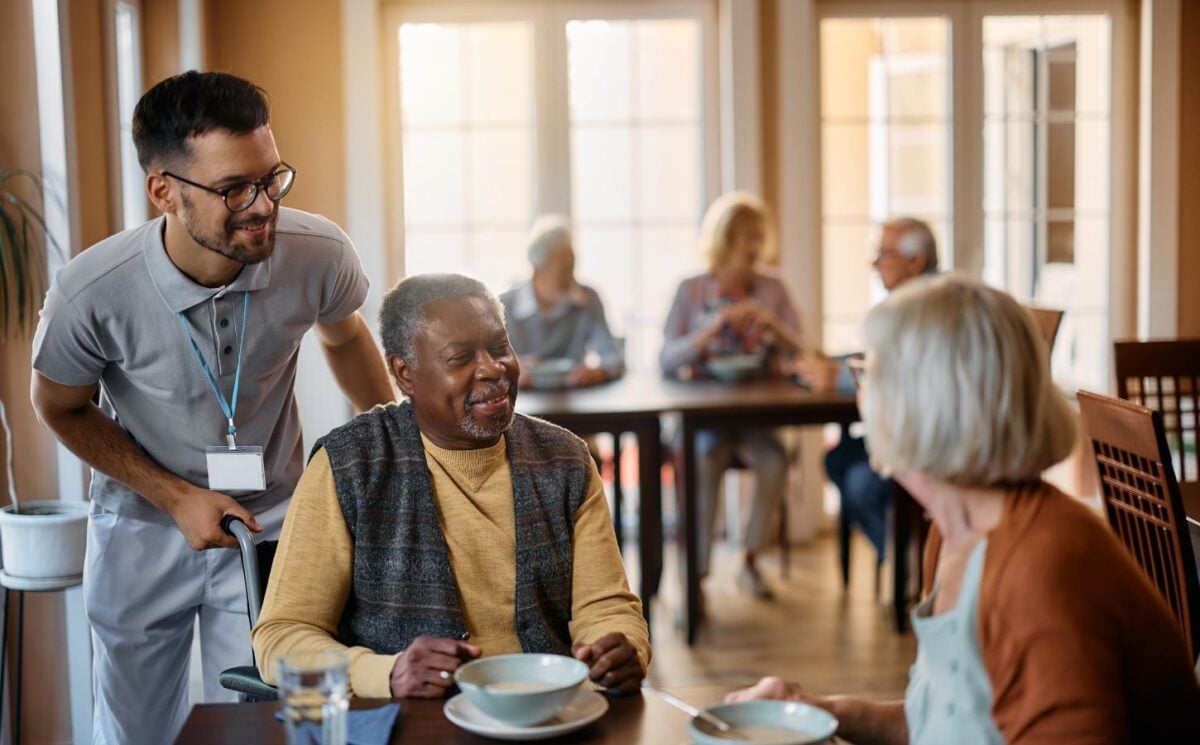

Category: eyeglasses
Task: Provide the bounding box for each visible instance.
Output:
[163,163,297,213]
[846,352,867,390]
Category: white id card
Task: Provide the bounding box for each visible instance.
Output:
[206,446,266,491]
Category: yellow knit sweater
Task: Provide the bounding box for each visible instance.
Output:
[252,434,650,697]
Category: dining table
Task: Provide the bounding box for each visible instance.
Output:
[517,373,860,644]
[174,685,740,744]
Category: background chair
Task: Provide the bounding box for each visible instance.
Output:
[1113,339,1200,487]
[1078,390,1200,661]
[217,516,280,702]
[1026,306,1065,354]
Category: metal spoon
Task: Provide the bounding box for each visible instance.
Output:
[641,681,732,733]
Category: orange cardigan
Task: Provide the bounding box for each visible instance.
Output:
[921,482,1200,744]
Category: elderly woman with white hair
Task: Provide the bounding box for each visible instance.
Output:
[661,192,805,600]
[500,215,624,389]
[729,275,1200,742]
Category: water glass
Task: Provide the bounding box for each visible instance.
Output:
[277,649,349,745]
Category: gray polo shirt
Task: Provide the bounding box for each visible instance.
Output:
[32,207,369,525]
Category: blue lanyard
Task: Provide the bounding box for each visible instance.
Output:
[177,292,250,448]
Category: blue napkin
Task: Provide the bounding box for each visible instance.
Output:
[274,703,401,745]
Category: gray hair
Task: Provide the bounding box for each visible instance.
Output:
[885,217,939,274]
[527,215,574,269]
[860,273,1076,487]
[379,273,503,365]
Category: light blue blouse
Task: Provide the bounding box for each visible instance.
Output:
[905,539,1005,745]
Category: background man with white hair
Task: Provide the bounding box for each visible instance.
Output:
[793,216,939,575]
[500,215,624,388]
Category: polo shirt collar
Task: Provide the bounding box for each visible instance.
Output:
[144,216,273,312]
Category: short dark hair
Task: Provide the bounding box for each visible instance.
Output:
[380,274,504,364]
[132,70,270,171]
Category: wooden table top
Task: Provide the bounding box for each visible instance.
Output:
[517,372,857,419]
[175,685,734,744]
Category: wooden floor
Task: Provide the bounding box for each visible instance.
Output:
[642,532,917,702]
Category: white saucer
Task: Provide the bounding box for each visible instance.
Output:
[444,687,609,741]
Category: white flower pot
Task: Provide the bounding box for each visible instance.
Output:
[0,500,90,579]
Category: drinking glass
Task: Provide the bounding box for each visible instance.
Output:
[277,649,349,745]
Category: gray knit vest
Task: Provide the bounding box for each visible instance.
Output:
[312,401,591,656]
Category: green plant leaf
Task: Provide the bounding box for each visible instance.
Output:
[0,165,56,337]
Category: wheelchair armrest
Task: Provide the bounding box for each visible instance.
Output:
[219,665,279,702]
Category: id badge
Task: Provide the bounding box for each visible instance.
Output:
[206,446,266,491]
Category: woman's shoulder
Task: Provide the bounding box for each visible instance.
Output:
[984,483,1132,599]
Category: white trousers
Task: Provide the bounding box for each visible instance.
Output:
[84,499,288,745]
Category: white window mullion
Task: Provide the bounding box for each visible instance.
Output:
[539,5,571,215]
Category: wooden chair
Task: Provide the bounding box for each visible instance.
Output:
[1113,339,1200,487]
[1078,390,1200,661]
[1027,306,1065,353]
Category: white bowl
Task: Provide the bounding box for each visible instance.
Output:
[689,700,838,744]
[528,358,576,390]
[706,353,764,383]
[454,653,589,727]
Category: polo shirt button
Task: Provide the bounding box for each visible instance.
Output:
[220,318,229,328]
[947,702,956,716]
[950,660,960,674]
[223,345,233,355]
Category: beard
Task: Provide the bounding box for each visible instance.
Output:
[180,191,278,265]
[459,380,515,440]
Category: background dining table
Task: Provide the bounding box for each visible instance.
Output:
[517,373,860,643]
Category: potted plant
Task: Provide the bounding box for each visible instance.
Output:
[0,166,88,580]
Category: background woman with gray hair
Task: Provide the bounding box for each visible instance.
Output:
[728,275,1200,743]
[660,192,805,601]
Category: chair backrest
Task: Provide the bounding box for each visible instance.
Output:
[1113,338,1200,484]
[1078,390,1200,660]
[1027,306,1065,353]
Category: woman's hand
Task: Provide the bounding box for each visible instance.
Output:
[725,676,807,703]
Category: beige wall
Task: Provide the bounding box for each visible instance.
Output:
[143,0,182,87]
[1179,0,1200,336]
[0,0,76,741]
[207,0,348,227]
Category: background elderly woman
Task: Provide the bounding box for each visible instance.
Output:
[660,192,804,600]
[729,275,1200,742]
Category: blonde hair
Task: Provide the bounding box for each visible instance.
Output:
[698,191,776,271]
[860,274,1076,487]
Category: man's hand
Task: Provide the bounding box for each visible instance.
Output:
[566,364,608,388]
[791,353,839,394]
[390,636,481,698]
[164,486,261,550]
[572,632,644,694]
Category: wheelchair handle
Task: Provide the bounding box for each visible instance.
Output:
[221,515,265,626]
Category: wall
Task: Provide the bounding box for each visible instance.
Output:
[143,0,182,86]
[206,0,348,227]
[1179,0,1200,336]
[70,0,119,246]
[0,0,76,741]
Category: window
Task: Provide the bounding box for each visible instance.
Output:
[388,2,717,371]
[814,2,1131,390]
[114,0,146,229]
[982,14,1111,389]
[819,16,951,353]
